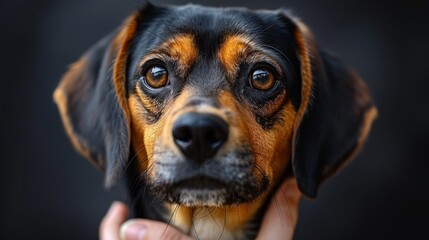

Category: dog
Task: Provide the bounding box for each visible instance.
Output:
[54,3,377,239]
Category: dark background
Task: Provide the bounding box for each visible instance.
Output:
[1,0,428,239]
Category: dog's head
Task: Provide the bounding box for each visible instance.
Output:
[54,3,376,237]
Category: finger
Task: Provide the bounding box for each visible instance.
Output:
[100,201,129,240]
[120,219,194,240]
[256,178,301,240]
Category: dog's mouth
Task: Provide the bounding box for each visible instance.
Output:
[173,175,228,190]
[164,175,231,206]
[149,146,269,207]
[150,170,269,207]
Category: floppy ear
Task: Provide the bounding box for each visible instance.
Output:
[291,20,378,198]
[53,10,144,187]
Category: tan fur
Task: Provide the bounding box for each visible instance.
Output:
[169,34,199,75]
[126,30,301,236]
[218,35,252,79]
[290,20,315,159]
[330,106,377,175]
[53,12,142,170]
[129,85,297,238]
[54,7,376,240]
[113,12,142,129]
[218,35,283,82]
[140,34,198,77]
[52,58,99,167]
[166,201,265,239]
[135,85,159,115]
[128,95,150,171]
[258,89,288,116]
[290,20,378,183]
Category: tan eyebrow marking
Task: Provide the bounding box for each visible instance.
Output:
[218,34,282,80]
[218,35,251,78]
[140,34,198,77]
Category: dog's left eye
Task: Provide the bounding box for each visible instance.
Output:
[144,66,169,88]
[249,69,276,91]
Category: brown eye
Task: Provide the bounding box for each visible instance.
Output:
[249,69,276,91]
[145,66,168,88]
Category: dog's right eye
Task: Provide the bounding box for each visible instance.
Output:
[144,66,169,89]
[249,68,276,91]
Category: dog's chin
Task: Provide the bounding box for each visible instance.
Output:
[149,148,270,207]
[168,189,229,207]
[161,176,227,206]
[150,175,269,207]
[165,187,262,207]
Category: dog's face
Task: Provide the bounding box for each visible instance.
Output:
[127,7,302,207]
[54,3,376,238]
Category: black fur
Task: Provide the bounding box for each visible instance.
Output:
[55,3,376,238]
[57,29,130,187]
[127,5,302,130]
[292,50,375,197]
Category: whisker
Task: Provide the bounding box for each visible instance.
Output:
[259,44,298,80]
[207,207,221,229]
[252,151,273,164]
[141,163,166,208]
[193,207,203,219]
[217,207,227,240]
[192,220,202,240]
[274,197,286,226]
[281,186,296,229]
[242,24,274,53]
[145,29,168,43]
[160,204,179,240]
[158,16,175,36]
[127,175,146,209]
[119,145,147,179]
[157,17,184,58]
[206,206,217,218]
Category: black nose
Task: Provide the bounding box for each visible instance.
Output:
[172,113,229,163]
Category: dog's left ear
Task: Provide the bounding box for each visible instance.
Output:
[53,10,145,187]
[289,19,378,198]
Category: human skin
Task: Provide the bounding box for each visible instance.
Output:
[99,178,301,240]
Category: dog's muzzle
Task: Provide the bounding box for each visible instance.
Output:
[149,112,267,206]
[172,112,229,164]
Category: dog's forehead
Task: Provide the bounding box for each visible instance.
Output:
[127,5,301,106]
[154,5,287,41]
[129,6,297,65]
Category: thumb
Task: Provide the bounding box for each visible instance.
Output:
[120,219,194,240]
[256,177,302,240]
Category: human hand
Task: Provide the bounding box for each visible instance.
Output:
[100,178,301,240]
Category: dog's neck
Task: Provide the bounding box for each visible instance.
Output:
[125,161,265,240]
[163,203,264,240]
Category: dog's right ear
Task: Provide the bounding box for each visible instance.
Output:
[289,19,377,198]
[53,4,153,187]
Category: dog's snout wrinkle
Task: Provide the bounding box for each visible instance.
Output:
[172,113,229,163]
[185,97,220,108]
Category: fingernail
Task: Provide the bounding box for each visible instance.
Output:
[120,220,147,240]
